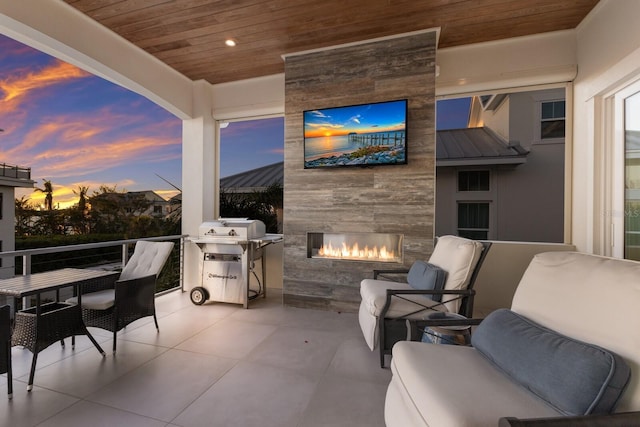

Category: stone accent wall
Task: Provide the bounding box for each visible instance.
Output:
[283,31,437,312]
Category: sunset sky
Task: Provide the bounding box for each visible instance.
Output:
[0,34,284,210]
[1,33,465,211]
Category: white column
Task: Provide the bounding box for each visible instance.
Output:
[182,80,217,290]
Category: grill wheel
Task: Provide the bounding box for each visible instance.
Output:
[190,287,208,305]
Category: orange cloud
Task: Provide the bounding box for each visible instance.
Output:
[0,60,89,104]
[31,134,179,179]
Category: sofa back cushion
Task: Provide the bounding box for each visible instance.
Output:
[472,309,630,416]
[511,251,640,412]
[428,235,484,312]
[407,261,447,302]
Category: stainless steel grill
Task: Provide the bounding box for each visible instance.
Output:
[188,219,282,308]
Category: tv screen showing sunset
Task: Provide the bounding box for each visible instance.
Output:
[303,99,407,168]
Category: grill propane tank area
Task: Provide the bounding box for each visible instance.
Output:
[188,219,283,308]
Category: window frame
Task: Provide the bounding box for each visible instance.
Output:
[457,170,490,192]
[537,99,566,142]
[457,201,490,239]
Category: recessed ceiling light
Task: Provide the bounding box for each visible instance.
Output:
[225,39,236,47]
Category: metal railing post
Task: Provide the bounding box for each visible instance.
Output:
[122,243,129,269]
[22,254,31,275]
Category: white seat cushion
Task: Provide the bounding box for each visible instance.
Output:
[66,289,115,310]
[360,279,443,319]
[386,341,563,427]
[359,279,446,350]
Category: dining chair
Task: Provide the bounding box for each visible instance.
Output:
[67,241,174,353]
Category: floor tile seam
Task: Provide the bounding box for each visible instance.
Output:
[82,352,240,423]
[250,325,357,359]
[157,346,243,366]
[3,376,81,401]
[239,322,288,362]
[322,370,393,387]
[31,394,83,427]
[291,366,328,427]
[11,342,108,382]
[122,309,231,337]
[239,353,331,381]
[164,358,243,427]
[75,345,172,399]
[77,397,172,425]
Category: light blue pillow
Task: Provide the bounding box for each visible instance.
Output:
[472,309,630,416]
[406,261,447,302]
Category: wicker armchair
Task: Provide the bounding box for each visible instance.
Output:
[1,305,12,399]
[67,241,174,353]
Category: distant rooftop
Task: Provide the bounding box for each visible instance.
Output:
[436,127,529,166]
[0,162,35,188]
[220,161,284,193]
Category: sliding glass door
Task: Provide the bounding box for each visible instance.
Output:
[624,91,640,260]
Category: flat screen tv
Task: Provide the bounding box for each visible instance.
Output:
[303,99,407,168]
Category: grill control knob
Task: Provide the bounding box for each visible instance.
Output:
[229,229,237,236]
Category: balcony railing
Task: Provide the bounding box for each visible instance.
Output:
[0,163,31,180]
[0,235,186,294]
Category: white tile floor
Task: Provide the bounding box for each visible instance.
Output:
[1,289,391,427]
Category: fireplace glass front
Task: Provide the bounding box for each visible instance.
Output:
[307,232,403,263]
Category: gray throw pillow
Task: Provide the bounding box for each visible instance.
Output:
[472,309,630,416]
[406,260,447,302]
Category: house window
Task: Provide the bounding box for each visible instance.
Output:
[154,205,163,214]
[458,171,489,191]
[458,202,489,239]
[541,100,565,139]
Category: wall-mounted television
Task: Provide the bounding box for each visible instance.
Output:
[303,99,408,168]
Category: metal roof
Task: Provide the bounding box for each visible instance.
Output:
[436,127,529,167]
[220,129,528,192]
[220,161,284,193]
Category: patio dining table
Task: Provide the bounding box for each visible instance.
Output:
[0,268,120,391]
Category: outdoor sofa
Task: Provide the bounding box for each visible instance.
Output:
[385,251,640,426]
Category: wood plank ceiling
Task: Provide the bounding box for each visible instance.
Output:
[62,0,600,85]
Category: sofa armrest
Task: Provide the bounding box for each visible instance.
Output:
[382,288,477,318]
[499,412,640,426]
[408,315,484,342]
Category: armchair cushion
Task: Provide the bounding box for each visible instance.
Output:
[428,235,484,313]
[472,309,631,416]
[119,240,174,281]
[67,289,115,310]
[360,279,443,318]
[406,261,447,302]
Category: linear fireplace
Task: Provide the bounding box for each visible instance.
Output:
[307,232,403,263]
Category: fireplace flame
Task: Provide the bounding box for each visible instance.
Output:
[317,241,397,261]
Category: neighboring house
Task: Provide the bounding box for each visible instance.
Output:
[220,162,284,232]
[435,88,566,243]
[125,190,171,218]
[0,163,34,278]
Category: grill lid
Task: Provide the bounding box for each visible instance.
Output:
[198,218,266,240]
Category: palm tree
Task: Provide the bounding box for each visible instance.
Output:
[71,185,90,234]
[73,185,89,213]
[34,179,54,210]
